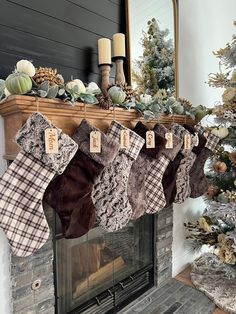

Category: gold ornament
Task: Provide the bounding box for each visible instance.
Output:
[198,217,212,233]
[213,161,227,173]
[229,152,236,166]
[222,87,236,103]
[207,185,219,198]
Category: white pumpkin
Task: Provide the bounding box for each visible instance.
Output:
[140,94,152,105]
[66,79,86,94]
[211,127,229,139]
[4,87,11,97]
[86,82,100,94]
[16,60,36,77]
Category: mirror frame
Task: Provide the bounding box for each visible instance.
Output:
[125,0,179,97]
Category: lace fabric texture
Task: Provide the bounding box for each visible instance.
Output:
[92,152,133,232]
[174,152,196,203]
[15,112,78,174]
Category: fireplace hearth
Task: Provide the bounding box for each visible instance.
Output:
[11,206,173,314]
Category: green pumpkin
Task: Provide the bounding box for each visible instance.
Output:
[108,86,126,104]
[5,73,32,95]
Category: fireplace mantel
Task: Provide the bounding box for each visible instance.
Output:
[0,95,193,314]
[0,95,195,160]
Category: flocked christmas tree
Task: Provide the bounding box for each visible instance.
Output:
[132,18,175,99]
[185,21,236,265]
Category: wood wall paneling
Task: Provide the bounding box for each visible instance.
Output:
[0,0,124,83]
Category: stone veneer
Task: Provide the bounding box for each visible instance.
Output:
[11,206,173,313]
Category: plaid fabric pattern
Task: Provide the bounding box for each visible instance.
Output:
[145,155,169,213]
[107,121,145,160]
[0,150,54,257]
[195,124,205,134]
[205,133,220,151]
[195,124,219,151]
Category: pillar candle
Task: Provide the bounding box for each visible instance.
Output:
[113,33,126,58]
[98,38,111,65]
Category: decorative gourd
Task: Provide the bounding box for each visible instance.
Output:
[211,127,229,139]
[16,60,36,77]
[139,93,152,105]
[5,73,32,95]
[172,103,184,115]
[4,88,11,97]
[66,79,86,94]
[108,86,126,104]
[86,82,101,94]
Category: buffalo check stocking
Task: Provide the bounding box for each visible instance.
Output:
[128,122,167,219]
[144,124,182,214]
[0,112,77,257]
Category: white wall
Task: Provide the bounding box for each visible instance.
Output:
[0,117,11,314]
[173,0,236,276]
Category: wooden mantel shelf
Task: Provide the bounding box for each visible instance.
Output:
[0,95,195,160]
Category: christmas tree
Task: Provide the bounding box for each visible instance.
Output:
[132,18,175,99]
[185,21,236,265]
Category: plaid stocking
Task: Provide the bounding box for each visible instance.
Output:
[92,121,145,232]
[171,124,198,204]
[44,119,120,238]
[0,112,77,257]
[189,125,219,198]
[153,124,182,208]
[128,122,167,219]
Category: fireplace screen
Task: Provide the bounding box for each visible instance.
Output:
[55,215,154,314]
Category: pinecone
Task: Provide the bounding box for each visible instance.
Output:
[96,91,112,109]
[109,83,137,102]
[178,97,193,110]
[33,67,64,86]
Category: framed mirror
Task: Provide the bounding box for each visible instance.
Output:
[125,0,179,98]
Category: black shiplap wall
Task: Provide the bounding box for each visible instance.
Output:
[0,0,125,83]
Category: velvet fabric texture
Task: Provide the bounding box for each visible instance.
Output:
[128,122,167,219]
[153,124,182,208]
[44,119,120,238]
[92,120,145,231]
[189,127,219,198]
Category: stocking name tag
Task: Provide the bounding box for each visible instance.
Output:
[45,128,59,154]
[146,131,155,148]
[184,133,192,149]
[194,132,199,146]
[120,129,130,149]
[165,132,173,149]
[90,131,101,153]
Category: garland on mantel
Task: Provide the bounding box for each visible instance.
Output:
[0,59,210,121]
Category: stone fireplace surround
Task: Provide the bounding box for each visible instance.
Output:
[11,205,173,314]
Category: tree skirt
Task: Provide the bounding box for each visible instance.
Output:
[191,253,236,314]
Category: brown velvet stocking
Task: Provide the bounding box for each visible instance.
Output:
[44,119,120,238]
